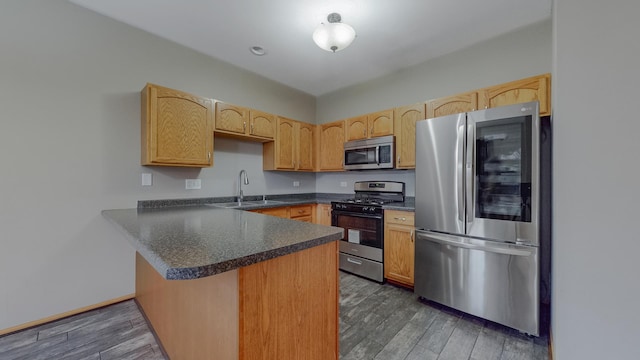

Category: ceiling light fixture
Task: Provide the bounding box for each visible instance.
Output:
[312,13,356,53]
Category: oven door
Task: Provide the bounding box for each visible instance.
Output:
[332,211,383,248]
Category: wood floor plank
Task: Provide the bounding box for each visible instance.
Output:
[437,314,484,360]
[405,344,439,360]
[414,309,461,355]
[0,332,68,360]
[373,306,435,360]
[470,322,507,360]
[0,329,38,353]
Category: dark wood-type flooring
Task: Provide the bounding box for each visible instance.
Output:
[0,271,549,359]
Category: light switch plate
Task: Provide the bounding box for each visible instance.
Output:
[340,181,348,187]
[141,173,152,186]
[185,179,201,190]
[293,181,300,187]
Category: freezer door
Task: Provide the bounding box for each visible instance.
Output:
[415,114,466,234]
[466,102,540,245]
[414,230,539,335]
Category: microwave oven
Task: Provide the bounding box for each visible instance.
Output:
[343,135,395,170]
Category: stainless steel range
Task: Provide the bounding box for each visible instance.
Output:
[331,181,405,282]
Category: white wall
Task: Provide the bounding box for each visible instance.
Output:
[0,0,315,331]
[552,1,640,359]
[316,19,552,123]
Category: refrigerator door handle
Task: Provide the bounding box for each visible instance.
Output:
[465,120,474,224]
[415,231,534,257]
[456,122,465,223]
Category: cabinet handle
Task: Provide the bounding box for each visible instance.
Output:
[251,123,254,133]
[298,210,304,213]
[397,156,400,165]
[370,127,374,135]
[394,217,406,221]
[208,152,211,160]
[243,121,247,131]
[411,230,414,243]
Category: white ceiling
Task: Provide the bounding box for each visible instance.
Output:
[69,0,551,96]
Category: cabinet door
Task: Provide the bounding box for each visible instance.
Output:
[315,204,332,226]
[345,115,368,141]
[394,103,425,169]
[275,117,296,170]
[479,74,551,116]
[142,83,213,167]
[249,110,275,139]
[297,122,315,171]
[319,121,345,171]
[384,224,415,286]
[426,91,478,119]
[254,207,290,218]
[215,102,248,134]
[368,109,394,137]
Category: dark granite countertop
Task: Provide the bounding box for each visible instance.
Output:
[136,193,415,211]
[102,205,344,280]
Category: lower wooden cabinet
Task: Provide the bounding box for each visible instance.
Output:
[252,204,316,223]
[384,210,415,287]
[316,204,332,226]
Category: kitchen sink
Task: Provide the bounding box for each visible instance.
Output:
[209,200,286,208]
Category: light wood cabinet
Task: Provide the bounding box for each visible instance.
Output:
[316,204,332,226]
[345,110,394,141]
[253,204,317,223]
[290,204,314,223]
[136,240,339,360]
[141,83,214,167]
[264,117,315,171]
[318,120,345,171]
[426,91,479,119]
[215,101,275,141]
[394,103,425,169]
[384,210,415,288]
[253,207,289,218]
[478,73,551,116]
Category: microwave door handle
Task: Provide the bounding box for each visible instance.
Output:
[375,146,380,165]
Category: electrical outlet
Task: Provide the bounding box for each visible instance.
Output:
[340,181,348,187]
[185,179,201,190]
[293,181,300,187]
[141,173,152,186]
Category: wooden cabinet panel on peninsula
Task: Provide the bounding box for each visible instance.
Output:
[215,101,275,141]
[426,91,478,119]
[318,120,345,171]
[263,117,315,171]
[394,103,425,169]
[384,210,415,288]
[346,110,394,141]
[479,73,551,116]
[141,83,213,167]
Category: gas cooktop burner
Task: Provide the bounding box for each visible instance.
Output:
[342,198,394,206]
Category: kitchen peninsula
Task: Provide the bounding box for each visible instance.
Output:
[102,205,343,360]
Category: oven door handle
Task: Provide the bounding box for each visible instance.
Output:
[331,211,383,220]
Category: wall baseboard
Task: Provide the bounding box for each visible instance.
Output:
[0,293,135,336]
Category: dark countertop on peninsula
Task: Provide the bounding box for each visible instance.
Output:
[102,205,344,280]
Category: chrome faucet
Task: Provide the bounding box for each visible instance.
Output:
[238,169,249,203]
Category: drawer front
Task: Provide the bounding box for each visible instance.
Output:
[385,210,415,226]
[290,205,313,218]
[339,253,383,283]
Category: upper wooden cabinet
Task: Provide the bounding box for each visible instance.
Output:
[478,73,551,116]
[215,101,275,141]
[318,120,345,171]
[394,103,425,169]
[426,91,478,119]
[345,110,394,141]
[141,83,214,167]
[263,117,315,171]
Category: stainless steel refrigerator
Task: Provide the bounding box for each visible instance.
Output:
[414,101,551,336]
